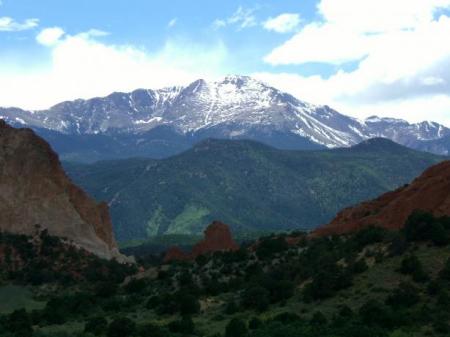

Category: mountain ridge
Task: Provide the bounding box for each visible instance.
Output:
[64,137,445,242]
[1,75,450,162]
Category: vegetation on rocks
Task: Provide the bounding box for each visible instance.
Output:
[1,212,450,337]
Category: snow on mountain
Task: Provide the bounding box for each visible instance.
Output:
[1,75,449,152]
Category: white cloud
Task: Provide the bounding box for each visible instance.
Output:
[36,27,65,46]
[0,31,229,110]
[254,72,450,126]
[168,18,177,28]
[263,13,301,33]
[0,17,38,32]
[213,6,257,30]
[261,0,450,125]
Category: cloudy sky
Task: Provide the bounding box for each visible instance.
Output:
[1,0,450,125]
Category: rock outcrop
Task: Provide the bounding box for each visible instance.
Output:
[164,221,239,262]
[164,246,191,263]
[0,120,123,260]
[314,160,450,236]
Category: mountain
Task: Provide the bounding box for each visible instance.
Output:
[315,160,450,236]
[0,120,124,260]
[2,76,450,162]
[64,138,445,242]
[414,135,450,155]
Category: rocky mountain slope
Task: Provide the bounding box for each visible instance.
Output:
[315,160,450,236]
[0,120,123,260]
[65,138,445,242]
[1,76,449,162]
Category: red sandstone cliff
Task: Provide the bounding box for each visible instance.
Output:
[314,160,450,236]
[0,120,123,260]
[164,221,239,262]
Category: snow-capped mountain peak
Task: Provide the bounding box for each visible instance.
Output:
[1,75,449,153]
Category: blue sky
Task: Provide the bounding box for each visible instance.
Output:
[1,0,450,125]
[0,0,319,74]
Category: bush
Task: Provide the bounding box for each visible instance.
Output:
[353,227,386,249]
[124,278,148,294]
[352,259,369,274]
[248,317,263,330]
[404,211,450,245]
[256,238,288,259]
[265,279,295,303]
[241,286,270,312]
[84,316,108,336]
[225,318,247,337]
[95,281,118,298]
[167,316,195,335]
[310,311,327,326]
[178,293,200,315]
[359,300,393,328]
[5,309,33,337]
[224,301,239,315]
[389,234,409,256]
[272,312,301,323]
[107,317,136,337]
[405,211,435,242]
[439,258,450,280]
[399,255,428,282]
[386,282,420,308]
[145,295,160,310]
[138,323,169,337]
[303,265,352,301]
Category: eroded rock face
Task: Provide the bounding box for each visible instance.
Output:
[314,160,450,236]
[163,247,191,263]
[0,120,122,260]
[164,221,239,262]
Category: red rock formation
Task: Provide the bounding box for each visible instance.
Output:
[0,120,123,260]
[191,221,239,256]
[164,221,239,263]
[314,160,450,236]
[163,246,191,263]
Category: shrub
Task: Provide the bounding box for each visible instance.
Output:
[353,227,386,249]
[272,312,301,323]
[352,259,369,274]
[248,317,263,330]
[224,301,239,315]
[124,278,148,294]
[84,316,108,336]
[439,258,450,280]
[386,282,420,308]
[404,210,450,245]
[359,300,393,328]
[399,255,428,282]
[404,211,435,242]
[303,265,352,301]
[225,318,247,337]
[178,293,200,315]
[107,317,136,337]
[167,316,195,335]
[137,323,169,337]
[310,311,327,326]
[265,279,295,303]
[256,238,288,259]
[5,309,33,337]
[241,286,270,311]
[95,281,118,298]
